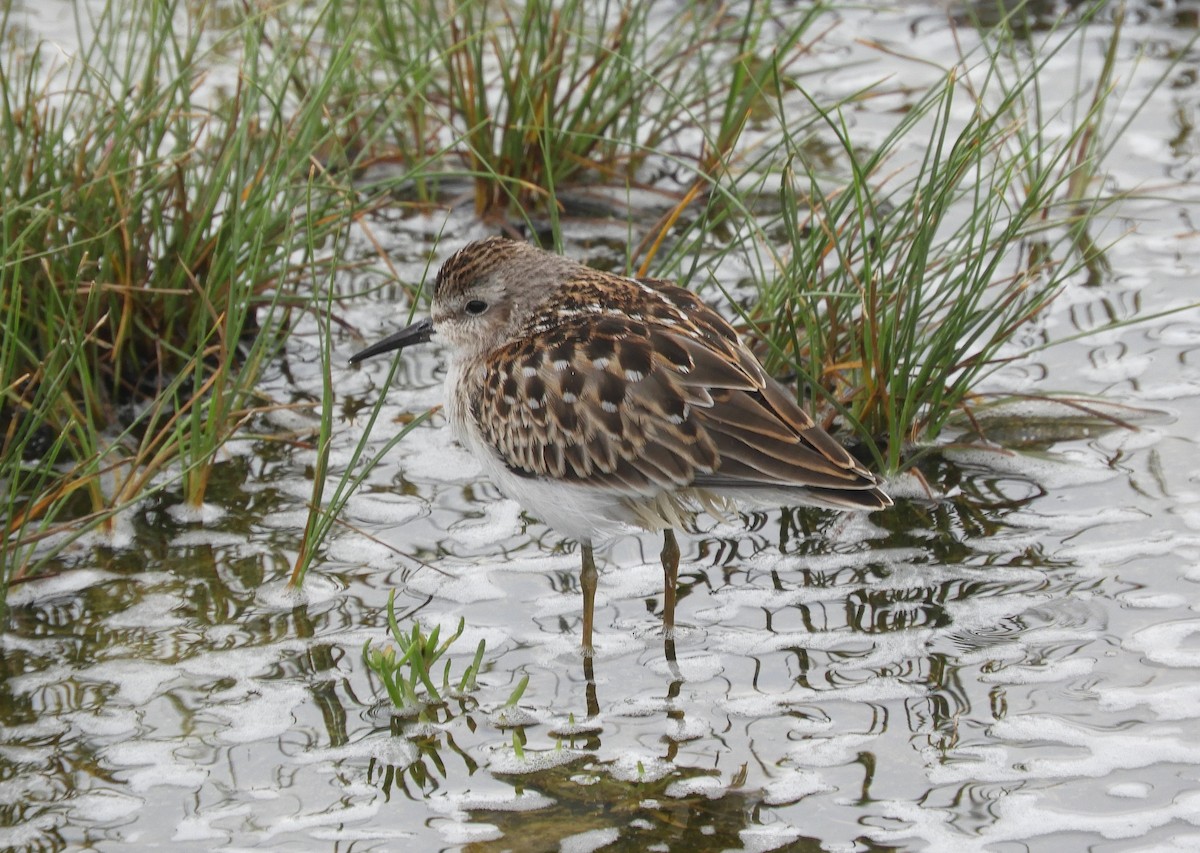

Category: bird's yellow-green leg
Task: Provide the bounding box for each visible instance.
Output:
[661,528,680,637]
[581,542,597,656]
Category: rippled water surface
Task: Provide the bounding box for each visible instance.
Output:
[4,3,1200,851]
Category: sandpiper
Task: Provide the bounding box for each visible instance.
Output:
[351,237,891,653]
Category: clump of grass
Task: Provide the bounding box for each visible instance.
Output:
[0,0,370,588]
[341,0,829,222]
[762,5,1127,472]
[363,592,487,714]
[649,3,1162,474]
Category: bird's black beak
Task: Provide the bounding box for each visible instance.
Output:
[348,317,435,364]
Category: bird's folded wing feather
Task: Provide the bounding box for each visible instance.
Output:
[471,279,888,508]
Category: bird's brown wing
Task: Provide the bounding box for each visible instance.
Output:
[471,276,889,509]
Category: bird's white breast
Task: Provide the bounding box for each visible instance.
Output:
[443,359,643,544]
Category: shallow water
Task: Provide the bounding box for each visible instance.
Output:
[4,3,1200,852]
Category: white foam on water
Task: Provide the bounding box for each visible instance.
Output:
[0,768,54,808]
[75,509,138,551]
[871,469,934,501]
[7,663,76,697]
[67,788,144,822]
[664,716,710,743]
[293,734,418,770]
[702,584,825,617]
[550,717,604,738]
[761,768,833,805]
[815,844,860,853]
[309,825,418,843]
[604,560,671,601]
[933,714,1200,785]
[718,676,922,718]
[789,716,838,737]
[0,742,48,766]
[644,652,722,683]
[942,592,1058,644]
[69,705,135,739]
[1151,322,1200,346]
[168,529,248,548]
[946,644,1027,669]
[254,508,312,531]
[178,638,306,688]
[1108,782,1153,799]
[978,657,1095,685]
[446,500,526,550]
[166,501,227,525]
[744,542,908,576]
[405,560,507,604]
[861,798,977,852]
[0,715,68,745]
[1120,592,1189,609]
[610,693,671,720]
[0,632,61,654]
[101,740,210,794]
[1004,506,1148,531]
[103,592,187,629]
[1081,351,1153,384]
[1098,682,1200,721]
[1062,533,1200,570]
[609,752,675,784]
[341,491,426,526]
[172,812,238,842]
[484,742,583,775]
[436,820,503,845]
[402,432,480,483]
[968,529,1059,562]
[785,733,879,768]
[261,798,384,840]
[691,599,744,624]
[942,446,1118,489]
[0,815,61,850]
[256,574,343,609]
[711,625,867,657]
[721,694,787,719]
[205,682,311,744]
[487,704,548,729]
[664,775,726,799]
[261,404,321,435]
[1097,424,1168,455]
[1125,619,1200,668]
[322,534,408,568]
[427,788,554,826]
[533,628,645,665]
[984,789,1200,846]
[5,569,119,608]
[560,827,620,853]
[1138,381,1200,402]
[268,473,325,503]
[77,660,178,706]
[737,824,805,853]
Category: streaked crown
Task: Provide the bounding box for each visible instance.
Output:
[429,237,579,359]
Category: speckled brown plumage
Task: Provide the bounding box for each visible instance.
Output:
[437,238,888,513]
[352,236,891,652]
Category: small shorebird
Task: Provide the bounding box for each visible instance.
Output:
[351,237,890,653]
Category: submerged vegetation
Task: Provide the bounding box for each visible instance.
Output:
[363,593,487,715]
[0,0,1176,595]
[0,1,368,586]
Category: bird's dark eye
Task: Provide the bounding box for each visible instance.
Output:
[465,299,488,316]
